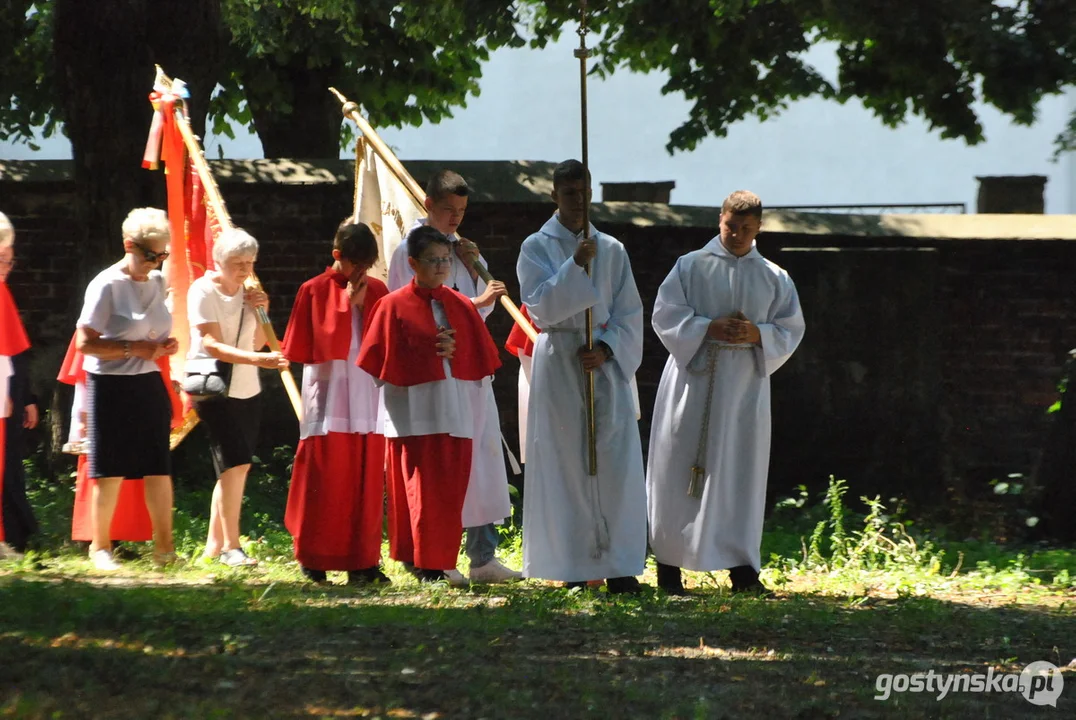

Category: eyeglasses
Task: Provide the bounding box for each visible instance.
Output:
[133,242,170,264]
[418,257,452,267]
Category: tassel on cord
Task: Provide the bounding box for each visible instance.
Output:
[501,435,522,476]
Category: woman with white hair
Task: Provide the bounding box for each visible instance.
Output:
[75,207,180,571]
[187,227,288,568]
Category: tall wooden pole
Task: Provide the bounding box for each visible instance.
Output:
[576,3,598,476]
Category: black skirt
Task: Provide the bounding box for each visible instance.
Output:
[193,394,263,476]
[85,372,172,479]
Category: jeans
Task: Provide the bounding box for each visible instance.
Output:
[465,523,499,568]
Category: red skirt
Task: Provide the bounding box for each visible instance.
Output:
[70,455,153,542]
[386,435,471,570]
[285,431,386,571]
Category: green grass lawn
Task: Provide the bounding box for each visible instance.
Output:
[2,471,1073,718]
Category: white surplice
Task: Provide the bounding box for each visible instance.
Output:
[387,221,510,528]
[299,309,380,440]
[517,214,647,581]
[647,237,805,572]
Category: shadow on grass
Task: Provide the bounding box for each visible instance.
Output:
[1,575,1072,719]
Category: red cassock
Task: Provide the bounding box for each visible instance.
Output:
[0,280,31,542]
[281,269,389,571]
[357,281,501,570]
[58,334,182,542]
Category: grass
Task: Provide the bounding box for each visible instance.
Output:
[2,468,1074,718]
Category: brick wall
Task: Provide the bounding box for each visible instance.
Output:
[3,175,1074,505]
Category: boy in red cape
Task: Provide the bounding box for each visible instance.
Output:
[281,220,390,585]
[0,212,31,558]
[358,225,501,583]
[58,334,182,544]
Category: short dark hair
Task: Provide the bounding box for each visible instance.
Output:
[425,170,469,201]
[553,159,590,191]
[407,225,452,260]
[334,220,379,265]
[721,190,763,219]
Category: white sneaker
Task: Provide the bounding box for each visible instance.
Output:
[90,549,121,572]
[444,568,470,588]
[0,542,24,561]
[468,558,522,584]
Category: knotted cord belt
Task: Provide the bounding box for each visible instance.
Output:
[687,342,754,498]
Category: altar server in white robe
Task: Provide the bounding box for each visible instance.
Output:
[648,190,805,595]
[516,159,648,593]
[388,170,520,584]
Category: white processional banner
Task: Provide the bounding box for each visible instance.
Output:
[355,140,424,283]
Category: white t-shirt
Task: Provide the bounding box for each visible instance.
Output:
[76,265,173,376]
[186,273,260,399]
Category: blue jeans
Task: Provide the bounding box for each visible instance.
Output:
[465,523,499,568]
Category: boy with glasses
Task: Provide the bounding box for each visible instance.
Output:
[360,226,501,584]
[387,171,520,585]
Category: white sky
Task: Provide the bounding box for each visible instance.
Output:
[4,33,1074,213]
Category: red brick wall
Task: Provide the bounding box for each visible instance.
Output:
[3,178,1074,504]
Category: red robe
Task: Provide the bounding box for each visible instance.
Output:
[0,281,30,542]
[280,269,389,571]
[357,280,501,570]
[59,335,181,542]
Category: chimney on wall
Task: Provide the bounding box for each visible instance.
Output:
[601,181,675,204]
[975,175,1047,213]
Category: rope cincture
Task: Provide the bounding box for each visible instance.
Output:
[687,342,754,499]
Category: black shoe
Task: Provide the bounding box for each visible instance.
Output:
[656,562,687,596]
[301,566,328,584]
[563,581,588,590]
[606,576,645,594]
[348,567,392,586]
[415,568,447,583]
[728,565,768,595]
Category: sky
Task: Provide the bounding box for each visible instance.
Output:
[4,33,1074,214]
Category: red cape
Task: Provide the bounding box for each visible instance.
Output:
[0,281,30,357]
[281,268,388,363]
[505,304,539,358]
[357,280,501,386]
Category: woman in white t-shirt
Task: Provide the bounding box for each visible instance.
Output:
[187,228,288,568]
[75,208,180,571]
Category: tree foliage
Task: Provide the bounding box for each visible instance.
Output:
[207,0,525,156]
[0,2,56,148]
[4,1,1074,158]
[530,0,1076,153]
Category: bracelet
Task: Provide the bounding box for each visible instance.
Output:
[123,341,131,360]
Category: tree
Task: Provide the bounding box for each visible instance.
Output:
[211,0,524,158]
[1,1,224,272]
[1,1,521,265]
[528,0,1076,153]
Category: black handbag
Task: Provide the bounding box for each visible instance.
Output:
[182,307,244,400]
